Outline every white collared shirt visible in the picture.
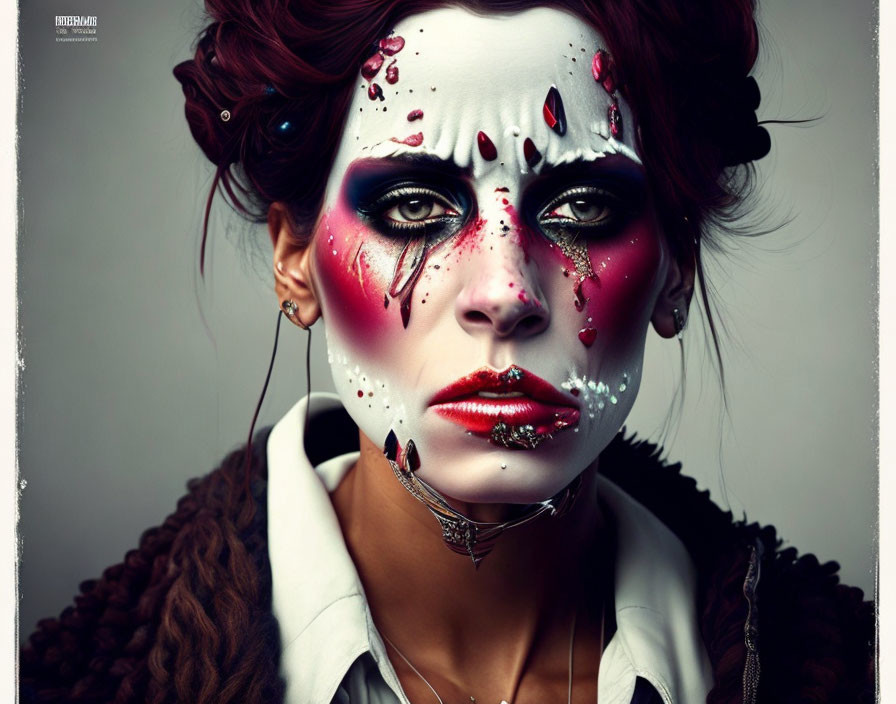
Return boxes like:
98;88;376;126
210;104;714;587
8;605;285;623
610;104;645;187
267;395;713;704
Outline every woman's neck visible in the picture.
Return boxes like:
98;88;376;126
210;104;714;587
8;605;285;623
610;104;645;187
330;430;608;699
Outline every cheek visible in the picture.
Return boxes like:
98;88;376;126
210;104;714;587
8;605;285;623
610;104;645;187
582;218;664;336
313;205;399;352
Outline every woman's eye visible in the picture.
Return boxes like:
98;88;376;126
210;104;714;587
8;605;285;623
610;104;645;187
358;184;466;239
537;186;632;237
385;196;454;223
545;198;611;224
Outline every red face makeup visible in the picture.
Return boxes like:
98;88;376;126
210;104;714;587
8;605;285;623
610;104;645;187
310;7;669;505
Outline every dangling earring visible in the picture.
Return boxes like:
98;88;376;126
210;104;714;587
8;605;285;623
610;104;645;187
242;304;313;489
672;307;686;339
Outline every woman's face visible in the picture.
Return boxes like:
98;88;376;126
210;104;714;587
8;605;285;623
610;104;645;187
308;7;672;504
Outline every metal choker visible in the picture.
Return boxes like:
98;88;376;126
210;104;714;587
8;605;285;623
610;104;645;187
383;430;582;566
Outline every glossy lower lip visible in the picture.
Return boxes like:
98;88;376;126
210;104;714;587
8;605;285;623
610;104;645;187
429;366;580;436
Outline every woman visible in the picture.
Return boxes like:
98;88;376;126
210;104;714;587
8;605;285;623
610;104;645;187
20;1;874;703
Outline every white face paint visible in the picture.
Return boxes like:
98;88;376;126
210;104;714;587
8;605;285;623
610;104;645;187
311;7;670;504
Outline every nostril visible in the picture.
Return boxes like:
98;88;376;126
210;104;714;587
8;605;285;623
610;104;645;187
464;310;491;325
518;313;546;332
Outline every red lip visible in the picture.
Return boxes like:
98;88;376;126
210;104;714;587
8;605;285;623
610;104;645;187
429;366;580;437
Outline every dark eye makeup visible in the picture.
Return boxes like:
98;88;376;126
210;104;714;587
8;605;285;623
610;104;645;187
347;158;472;242
528;161;647;242
346;156;646;244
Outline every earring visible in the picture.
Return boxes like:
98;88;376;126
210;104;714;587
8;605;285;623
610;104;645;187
672;307;686;339
281;300;307;329
244;305;313;483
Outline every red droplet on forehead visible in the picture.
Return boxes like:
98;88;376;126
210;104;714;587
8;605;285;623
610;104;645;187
591;50;607;82
368;83;384;101
385;60;399;84
390;132;424;147
609;102;622;138
523;137;542;167
543;86;567;136
578;328;597;347
379;36;405;55
477;131;498;161
362;53;384;79
407;109;424;121
602;74;616;94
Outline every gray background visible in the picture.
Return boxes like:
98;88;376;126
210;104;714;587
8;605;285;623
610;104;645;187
17;1;877;638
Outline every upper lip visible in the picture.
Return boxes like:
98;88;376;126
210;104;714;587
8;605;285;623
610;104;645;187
429;366;578;408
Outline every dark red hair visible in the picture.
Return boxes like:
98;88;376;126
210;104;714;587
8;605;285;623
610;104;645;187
173;0;767;376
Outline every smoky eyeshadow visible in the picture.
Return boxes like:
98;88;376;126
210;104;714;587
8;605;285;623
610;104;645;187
345;158;474;239
523;159;648;239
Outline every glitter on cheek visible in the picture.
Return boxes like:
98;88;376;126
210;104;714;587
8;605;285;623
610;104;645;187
327;347;403;419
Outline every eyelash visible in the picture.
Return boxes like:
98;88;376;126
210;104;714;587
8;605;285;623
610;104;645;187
538;186;629;235
358;186;464;238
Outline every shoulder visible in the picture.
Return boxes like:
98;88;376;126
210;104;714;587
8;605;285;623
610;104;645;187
600;433;875;704
20;433;284;704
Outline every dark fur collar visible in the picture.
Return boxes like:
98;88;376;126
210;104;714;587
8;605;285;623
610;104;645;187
21;429;874;703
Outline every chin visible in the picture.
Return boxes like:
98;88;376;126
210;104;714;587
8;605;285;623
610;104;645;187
412;437;596;506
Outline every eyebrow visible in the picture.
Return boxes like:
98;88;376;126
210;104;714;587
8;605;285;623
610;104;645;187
350;153;472;179
536;154;644;180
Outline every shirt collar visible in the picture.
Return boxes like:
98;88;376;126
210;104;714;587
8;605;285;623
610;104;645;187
595;475;714;704
267;394;712;704
267;394;376;704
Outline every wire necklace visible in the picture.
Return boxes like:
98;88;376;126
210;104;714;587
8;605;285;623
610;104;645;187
381;600;606;704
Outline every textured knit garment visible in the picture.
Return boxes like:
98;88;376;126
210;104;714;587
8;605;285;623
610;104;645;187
20;399;875;703
267;395;713;704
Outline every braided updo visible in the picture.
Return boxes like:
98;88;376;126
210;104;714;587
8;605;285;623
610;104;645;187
174;0;770;365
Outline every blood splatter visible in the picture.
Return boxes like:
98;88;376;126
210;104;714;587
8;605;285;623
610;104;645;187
523;137;542;167
574;280;588;311
362;53;384;79
385;60;399;84
368;83;384;101
609;102;622;138
592;49;617;94
379;36;406;55
477;131;498;161
543;86;567;136
388;238;427;328
591;49;607;83
390;132;424;147
495;187;510;192
357;390;365;398
602;74;617;94
407;109;424;121
578;328;597;347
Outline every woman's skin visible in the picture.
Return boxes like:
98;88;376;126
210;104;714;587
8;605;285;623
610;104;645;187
270;8;693;702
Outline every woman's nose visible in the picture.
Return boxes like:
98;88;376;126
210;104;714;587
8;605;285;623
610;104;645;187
454;231;550;338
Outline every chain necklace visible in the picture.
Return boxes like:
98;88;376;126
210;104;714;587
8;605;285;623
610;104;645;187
381;603;606;704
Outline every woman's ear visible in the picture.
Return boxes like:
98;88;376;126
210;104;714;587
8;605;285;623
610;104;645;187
268;202;321;328
651;251;696;339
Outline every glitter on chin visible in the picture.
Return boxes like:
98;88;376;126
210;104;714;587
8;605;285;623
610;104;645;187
561;370;631;420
